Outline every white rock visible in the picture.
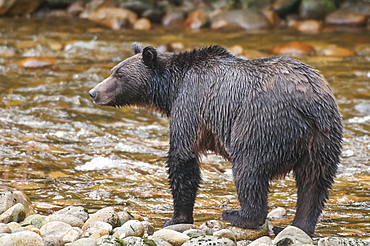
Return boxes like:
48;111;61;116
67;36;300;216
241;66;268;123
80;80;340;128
63;227;83;243
267;207;286;219
152;228;190;246
40;221;72;238
0;230;44;246
113;220;144;239
273;226;312;245
248;236;274;246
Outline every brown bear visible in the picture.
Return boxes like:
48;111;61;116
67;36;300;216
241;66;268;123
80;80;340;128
89;43;342;236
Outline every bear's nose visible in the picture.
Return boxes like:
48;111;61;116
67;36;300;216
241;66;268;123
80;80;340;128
89;89;97;101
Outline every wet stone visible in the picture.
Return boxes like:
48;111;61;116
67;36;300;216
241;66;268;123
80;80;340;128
0;203;26;223
325;9;367;26
70;237;97;246
112;220;144;239
248;236;274;246
43;235;64;246
271;41;315;55
21;214;46;228
141;220;155;236
318;237;370;246
96;235;121;246
182;235;236;246
183;228;207;238
17;57;56;68
82;207;120;231
117;211;133;225
133;18;151;30
40;221;72;238
84;221;112;236
0;230;44;246
228;220;270;241
213;229;235;238
63;227;83;243
267;207;286;220
199;220;226;234
122;236;145;245
0;191;35;217
164;223;197;233
272;226;312;245
152;228;190;246
0;223;11;234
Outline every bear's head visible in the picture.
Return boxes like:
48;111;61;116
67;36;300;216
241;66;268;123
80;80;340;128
89;43;160;108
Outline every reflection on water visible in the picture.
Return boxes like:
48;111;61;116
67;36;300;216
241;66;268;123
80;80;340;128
0;18;370;238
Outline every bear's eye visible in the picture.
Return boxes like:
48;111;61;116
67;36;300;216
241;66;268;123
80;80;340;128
115;71;125;79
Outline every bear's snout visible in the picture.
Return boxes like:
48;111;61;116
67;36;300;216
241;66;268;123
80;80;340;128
89;89;97;101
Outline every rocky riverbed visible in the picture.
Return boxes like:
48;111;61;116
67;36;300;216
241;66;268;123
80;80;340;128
0;190;369;246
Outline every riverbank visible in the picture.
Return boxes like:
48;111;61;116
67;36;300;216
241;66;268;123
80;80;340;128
0;0;369;33
0;190;369;246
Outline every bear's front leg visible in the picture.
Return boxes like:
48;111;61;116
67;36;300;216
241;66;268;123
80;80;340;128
164;155;201;226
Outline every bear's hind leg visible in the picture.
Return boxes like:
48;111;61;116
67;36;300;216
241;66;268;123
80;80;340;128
222;161;270;229
292;152;338;236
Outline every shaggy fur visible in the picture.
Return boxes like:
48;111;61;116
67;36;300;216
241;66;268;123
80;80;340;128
89;44;342;236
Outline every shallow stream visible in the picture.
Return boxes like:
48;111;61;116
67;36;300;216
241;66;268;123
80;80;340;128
0;18;369;238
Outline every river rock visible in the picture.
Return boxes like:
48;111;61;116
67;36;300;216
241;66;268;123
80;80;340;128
17;57;56;68
183;228;206;238
213;228;236;238
325;9;367;26
63;227;83;243
122;236;145;245
273;226;312;245
271;41;315;55
70;237;97;246
21;214;46;228
117;211;133;225
67;1;84;17
7;222;21;232
152;228;190;246
0;230;44;246
0;203;26;223
162;9;185;28
228;220;270;241
133;18;151;30
0;223;11;234
164;223;197;233
318;237;370;246
293;19;321;32
0;190;35;216
82;207;120;231
40;221;72;238
267;207;286;220
183;10;208;30
211;9;270;30
199;220;226;234
141;220;155;236
112;220;144;238
43;235;64;246
152;238;173;246
182;235;236;246
86;7;138;30
248;236;274;246
96;235;121;246
0;0;42;16
84;221;112;237
322;46;354;57
299;0;336;19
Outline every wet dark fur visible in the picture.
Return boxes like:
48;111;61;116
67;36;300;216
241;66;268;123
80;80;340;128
89;44;342;236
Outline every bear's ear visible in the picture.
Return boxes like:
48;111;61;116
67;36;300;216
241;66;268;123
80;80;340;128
132;42;142;54
142;46;157;68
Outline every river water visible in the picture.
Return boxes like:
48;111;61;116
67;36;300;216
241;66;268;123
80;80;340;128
0;18;369;239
